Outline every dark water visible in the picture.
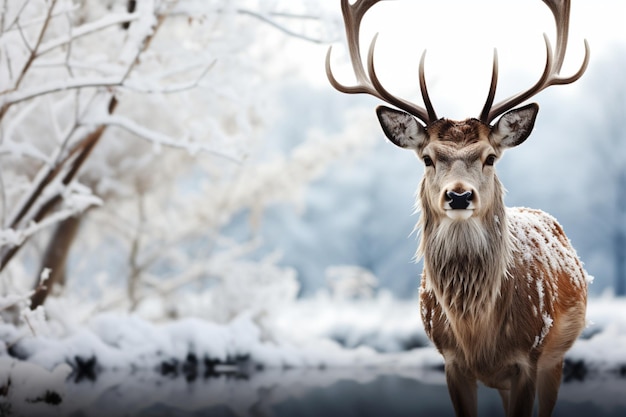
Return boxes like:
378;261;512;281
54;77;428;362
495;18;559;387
47;369;626;417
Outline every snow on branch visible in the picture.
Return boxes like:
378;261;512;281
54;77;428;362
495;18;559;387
0;290;35;311
83;114;241;162
122;60;216;95
0;186;101;249
235;8;330;45
1;76;122;107
167;2;336;44
37;12;141;56
7;0;60;92
1;0;75;34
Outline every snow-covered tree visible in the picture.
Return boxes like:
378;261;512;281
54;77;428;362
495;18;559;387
0;0;344;325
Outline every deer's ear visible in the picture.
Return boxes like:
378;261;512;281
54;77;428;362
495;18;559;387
489;103;539;149
376;106;427;150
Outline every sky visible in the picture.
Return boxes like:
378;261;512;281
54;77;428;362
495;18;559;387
285;0;625;119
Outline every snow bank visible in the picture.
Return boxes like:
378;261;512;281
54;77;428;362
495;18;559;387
1;306;441;374
568;296;626;374
0;295;625;416
2;295;625;375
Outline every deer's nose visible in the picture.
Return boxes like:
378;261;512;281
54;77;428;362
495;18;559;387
446;190;473;210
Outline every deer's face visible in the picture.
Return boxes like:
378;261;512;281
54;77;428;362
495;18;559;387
376;104;539;221
420;121;497;221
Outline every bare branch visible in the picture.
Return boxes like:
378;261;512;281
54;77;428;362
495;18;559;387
2;0;33;34
13;0;59;88
15;18;34;52
3;46;14;84
0;0;59;121
84;114;242;163
3;0;75;34
63;11;74;78
123;60;216;94
0;168;5;227
236;8;328;44
0;0;7;33
2;76;123;106
128;191;146;312
36;12;141;57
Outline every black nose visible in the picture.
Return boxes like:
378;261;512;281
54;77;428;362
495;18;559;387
446;191;473;210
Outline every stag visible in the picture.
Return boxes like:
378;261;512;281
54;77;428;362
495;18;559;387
326;1;590;416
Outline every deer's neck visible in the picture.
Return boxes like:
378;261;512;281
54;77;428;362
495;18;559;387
418;187;512;318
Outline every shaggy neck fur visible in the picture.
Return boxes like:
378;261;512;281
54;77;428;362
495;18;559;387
418;176;512;319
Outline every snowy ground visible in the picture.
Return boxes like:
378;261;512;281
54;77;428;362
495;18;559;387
0;294;625;416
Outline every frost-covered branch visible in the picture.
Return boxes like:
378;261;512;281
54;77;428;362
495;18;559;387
37;12;141;56
0;181;101;250
0;0;164;274
123;60;216;94
84;114;241;162
235;9;330;44
0;129;105;267
167;5;336;45
1;77;123;107
6;0;59;95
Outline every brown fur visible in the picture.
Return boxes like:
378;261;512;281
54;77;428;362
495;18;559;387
413;118;588;417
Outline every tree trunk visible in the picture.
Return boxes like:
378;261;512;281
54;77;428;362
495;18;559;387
30;215;83;309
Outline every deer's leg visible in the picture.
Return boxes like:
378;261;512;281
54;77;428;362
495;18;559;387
445;361;478;417
507;364;537;417
498;389;510;415
537;359;563;417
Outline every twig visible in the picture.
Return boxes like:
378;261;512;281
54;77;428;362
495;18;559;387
2;76;124;106
236;8;328;44
0;0;59;121
63;12;74;78
0;168;5;227
83;114;242;163
0;0;7;33
2;0;32;33
127;192;145;312
0;0;174;272
15;18;34;52
3;46;14;84
14;0;59;86
36;12;141;57
167;7;333;44
123;60;217;94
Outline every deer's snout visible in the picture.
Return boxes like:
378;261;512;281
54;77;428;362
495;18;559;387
446;190;473;210
441;185;477;220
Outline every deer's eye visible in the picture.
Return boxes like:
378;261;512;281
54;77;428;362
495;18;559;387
484;154;497;166
423;155;434;167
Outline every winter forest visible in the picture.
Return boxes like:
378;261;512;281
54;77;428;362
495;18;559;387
0;0;625;416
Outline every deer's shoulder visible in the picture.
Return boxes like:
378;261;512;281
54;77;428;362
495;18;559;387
506;207;587;288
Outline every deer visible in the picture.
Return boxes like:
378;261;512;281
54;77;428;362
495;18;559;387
326;1;590;416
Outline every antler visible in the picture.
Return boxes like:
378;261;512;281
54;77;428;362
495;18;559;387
480;0;590;124
326;0;437;125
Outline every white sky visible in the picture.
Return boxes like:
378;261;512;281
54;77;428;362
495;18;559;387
283;0;625;120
